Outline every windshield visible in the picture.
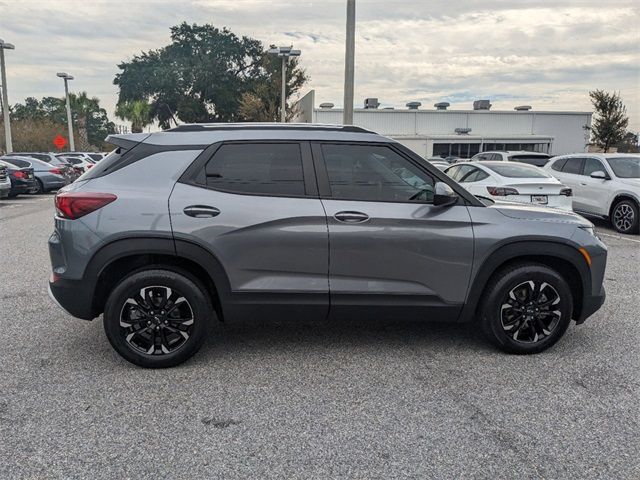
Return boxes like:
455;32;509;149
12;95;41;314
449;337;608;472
606;157;640;178
485;163;551;178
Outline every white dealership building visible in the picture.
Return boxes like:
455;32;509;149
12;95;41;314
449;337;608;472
293;90;592;159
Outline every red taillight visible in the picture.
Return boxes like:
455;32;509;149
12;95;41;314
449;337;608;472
14;171;27;179
49;168;63;175
486;186;519;196
87;164;93;169
54;192;117;219
560;187;573;197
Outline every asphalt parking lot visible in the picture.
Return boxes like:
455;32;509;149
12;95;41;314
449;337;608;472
1;194;639;479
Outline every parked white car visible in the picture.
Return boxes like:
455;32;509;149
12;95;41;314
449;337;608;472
544;153;640;234
446;161;573;211
471;151;552;167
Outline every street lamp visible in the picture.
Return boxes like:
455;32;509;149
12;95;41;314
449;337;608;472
267;46;301;123
0;38;15;153
57;72;75;151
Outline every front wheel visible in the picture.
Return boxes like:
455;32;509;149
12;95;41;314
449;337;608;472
480;263;573;354
104;269;213;368
611;199;639;234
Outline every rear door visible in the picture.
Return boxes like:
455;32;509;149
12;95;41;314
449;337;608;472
576;157;611;215
312;142;474;322
169;141;329;321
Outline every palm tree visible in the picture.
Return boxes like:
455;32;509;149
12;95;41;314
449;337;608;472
69;92;101;151
115;100;152;133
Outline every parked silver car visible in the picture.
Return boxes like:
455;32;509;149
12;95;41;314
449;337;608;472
2;156;72;193
544;153;640;234
48;124;607;367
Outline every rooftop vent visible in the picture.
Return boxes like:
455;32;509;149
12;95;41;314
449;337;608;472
473;99;492;111
319;102;334;109
434;102;450;111
406;101;422;110
514;105;532;111
455;127;472;135
364;98;379;109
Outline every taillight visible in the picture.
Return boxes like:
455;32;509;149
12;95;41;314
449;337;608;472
49;168;63;175
55;192;117;219
14;171;27;179
560;187;573;196
486;186;519;196
87;164;93;169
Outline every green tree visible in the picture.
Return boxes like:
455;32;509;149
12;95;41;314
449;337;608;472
238;50;308;122
614;131;639;153
114;23;307;128
588;90;629;152
115;100;153;133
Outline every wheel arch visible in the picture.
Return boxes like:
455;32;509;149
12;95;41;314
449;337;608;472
459;241;590;323
86;237;232;320
608;193;639;218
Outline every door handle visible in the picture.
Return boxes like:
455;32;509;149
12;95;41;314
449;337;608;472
334;211;370;223
183;205;220;218
580;183;587;186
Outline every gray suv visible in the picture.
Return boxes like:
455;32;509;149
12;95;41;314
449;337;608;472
48;124;607;368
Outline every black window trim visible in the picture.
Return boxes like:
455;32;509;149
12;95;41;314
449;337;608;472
178;139;319;199
310;140;483;207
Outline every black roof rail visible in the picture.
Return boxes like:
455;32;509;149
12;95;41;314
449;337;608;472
164;123;375;134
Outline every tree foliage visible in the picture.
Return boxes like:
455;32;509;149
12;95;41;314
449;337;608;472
588;90;629;152
114;23;308;128
115;100;153;133
8;93;115;151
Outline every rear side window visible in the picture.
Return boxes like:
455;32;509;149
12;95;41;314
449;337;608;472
204;143;305;196
76;148;125;181
561;158;584;174
3;158;30;168
551;158;567;171
461;168;490;182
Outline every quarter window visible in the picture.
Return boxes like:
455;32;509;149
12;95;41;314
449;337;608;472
204;143;305;196
321;144;435;203
561;158;584;174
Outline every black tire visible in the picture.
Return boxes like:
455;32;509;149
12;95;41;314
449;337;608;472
479;263;573;354
33;179;44;194
104;269;213;368
611;199;639;234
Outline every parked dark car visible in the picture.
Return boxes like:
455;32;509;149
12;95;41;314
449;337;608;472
1;156;71;193
0;159;37;197
12;152;79;182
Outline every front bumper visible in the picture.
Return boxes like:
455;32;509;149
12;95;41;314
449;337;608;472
576;284;606;324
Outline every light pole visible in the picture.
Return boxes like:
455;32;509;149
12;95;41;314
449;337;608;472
343;0;356;125
0;38;15;153
56;72;75;151
267;46;301;123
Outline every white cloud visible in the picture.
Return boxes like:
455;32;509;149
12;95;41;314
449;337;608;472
1;0;638;130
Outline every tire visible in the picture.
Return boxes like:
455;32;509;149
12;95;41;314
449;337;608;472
479;263;573;354
103;269;213;368
611;199;639;234
33;179;44;194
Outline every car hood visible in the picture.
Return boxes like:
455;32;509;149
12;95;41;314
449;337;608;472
490;201;591;226
617;177;640;189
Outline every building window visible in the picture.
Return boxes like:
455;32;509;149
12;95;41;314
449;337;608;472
432;143;480;159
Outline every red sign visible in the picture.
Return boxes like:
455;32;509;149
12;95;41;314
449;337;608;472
53;135;67;150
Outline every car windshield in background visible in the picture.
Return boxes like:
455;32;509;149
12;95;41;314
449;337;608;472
485;163;551;178
508;154;551;167
606;156;640;178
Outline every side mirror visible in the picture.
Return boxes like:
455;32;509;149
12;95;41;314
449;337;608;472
433;182;459;207
590;170;608;180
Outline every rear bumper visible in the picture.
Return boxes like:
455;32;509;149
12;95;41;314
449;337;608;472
48;276;96;320
576;284;606;324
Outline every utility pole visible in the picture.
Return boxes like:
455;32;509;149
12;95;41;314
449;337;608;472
0;39;15;153
267;46;301;123
57;72;75;151
343;0;356;125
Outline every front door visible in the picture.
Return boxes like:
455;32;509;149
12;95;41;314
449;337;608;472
312;142;475;322
169;141;329;321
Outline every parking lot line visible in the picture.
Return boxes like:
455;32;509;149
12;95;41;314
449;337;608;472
596;231;640;245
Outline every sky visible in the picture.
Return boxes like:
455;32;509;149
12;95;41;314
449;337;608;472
1;0;639;130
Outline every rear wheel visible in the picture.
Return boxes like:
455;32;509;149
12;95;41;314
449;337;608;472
104;269;212;368
33;179;44;194
480;263;573;354
611;199;639;234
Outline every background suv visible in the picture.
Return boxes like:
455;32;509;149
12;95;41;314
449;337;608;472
472;151;552;167
545;153;640;234
48;124;607;367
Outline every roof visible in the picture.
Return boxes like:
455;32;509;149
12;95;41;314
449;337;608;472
482;150;551;156
107;123;385;147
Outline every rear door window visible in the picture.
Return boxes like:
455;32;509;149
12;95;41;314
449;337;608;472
561;158;584;174
203;143;306;196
